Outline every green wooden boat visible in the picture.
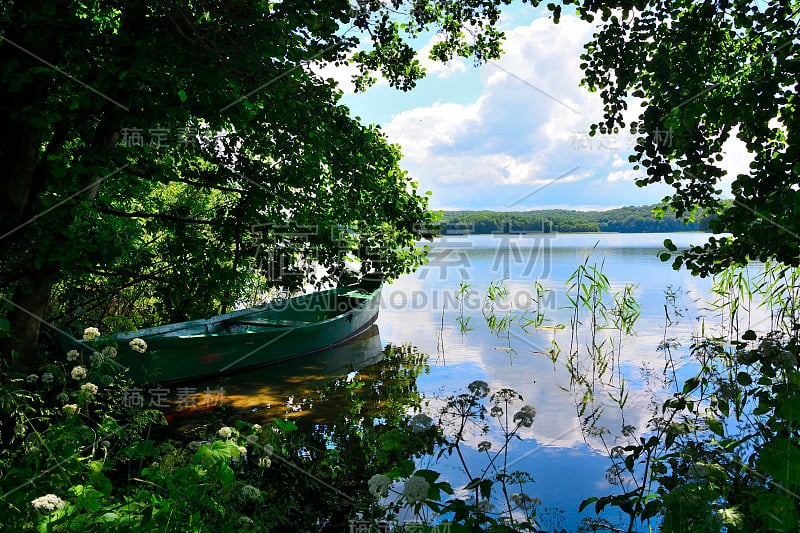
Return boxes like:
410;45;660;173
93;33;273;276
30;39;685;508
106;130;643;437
110;282;382;385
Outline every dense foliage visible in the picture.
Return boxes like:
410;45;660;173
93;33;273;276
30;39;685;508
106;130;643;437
0;0;525;372
0;340;441;532
441;204;713;234
559;0;800;275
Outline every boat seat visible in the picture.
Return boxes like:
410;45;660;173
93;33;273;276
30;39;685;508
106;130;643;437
224;318;314;328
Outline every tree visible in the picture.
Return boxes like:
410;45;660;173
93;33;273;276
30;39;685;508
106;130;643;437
0;0;520;372
558;0;800;275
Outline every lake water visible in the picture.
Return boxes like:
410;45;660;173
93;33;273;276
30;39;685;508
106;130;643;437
196;232;732;531
378;232;720;530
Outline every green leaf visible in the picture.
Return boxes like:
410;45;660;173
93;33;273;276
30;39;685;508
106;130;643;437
706;416;724;437
757;438;800;485
413;469;441;484
273;418;298;432
177;89;187;102
682;375;701;395
641;499;663;520
217;462;235;486
736;372;752;386
579;496;598;512
463;477;482;490
479;479;493;500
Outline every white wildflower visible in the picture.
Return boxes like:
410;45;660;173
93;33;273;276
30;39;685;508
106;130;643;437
217;426;232;438
251;424;261;431
476;499;494;512
57;392;69;403
66;349;80;361
261;443;274;455
80;382;98;395
26;374;38;383
511;492;539;510
42;373;54;384
101;346;117;358
31;494;66;513
513;405;536;428
83;327;101;341
368;474;392;497
403;476;430;503
128;338;148;353
240;484;260;501
89;352;105;366
246;434;259;444
238;446;247;457
410;413;434;434
70;366;87;380
468;380;490;398
62;404;78;415
258;457;271;468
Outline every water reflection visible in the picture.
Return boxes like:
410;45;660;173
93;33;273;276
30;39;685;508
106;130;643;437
168;325;384;426
168;234;733;531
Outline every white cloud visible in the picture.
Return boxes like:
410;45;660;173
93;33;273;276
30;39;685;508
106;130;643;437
611;154;627;168
607;169;639;182
718;127;753;195
381;15;655;209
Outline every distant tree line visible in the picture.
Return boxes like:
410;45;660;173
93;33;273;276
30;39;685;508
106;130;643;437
440;204;715;234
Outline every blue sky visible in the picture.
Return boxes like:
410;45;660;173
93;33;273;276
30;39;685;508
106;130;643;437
323;4;751;211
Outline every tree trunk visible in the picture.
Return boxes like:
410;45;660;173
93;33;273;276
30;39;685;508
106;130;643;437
0;1;67;371
2;271;56;373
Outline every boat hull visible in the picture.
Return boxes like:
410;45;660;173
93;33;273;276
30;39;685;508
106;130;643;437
113;284;382;385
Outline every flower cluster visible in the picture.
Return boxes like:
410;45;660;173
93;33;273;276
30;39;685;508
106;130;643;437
240;484;260;501
31;494;66;513
409;413;434;434
102;346;117;358
129;338;148;353
83;327;101;341
63;404;78;415
80;382;99;395
513;405;536;428
468;380;490;398
217;426;233;438
368;474;392;497
66;349;80;362
402;476;430;503
71;366;87;380
88;345;119;366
